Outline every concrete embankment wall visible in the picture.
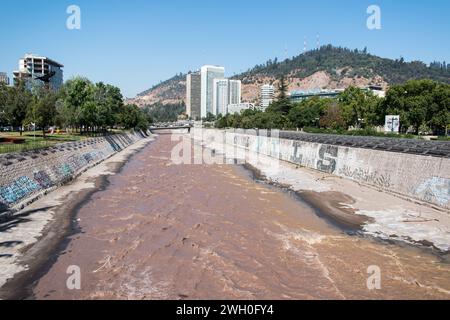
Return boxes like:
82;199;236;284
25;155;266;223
0;131;150;213
212;129;450;210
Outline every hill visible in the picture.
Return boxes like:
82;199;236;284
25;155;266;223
128;45;450;107
126;73;186;107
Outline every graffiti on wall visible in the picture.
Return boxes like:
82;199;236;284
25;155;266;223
316;145;338;173
33;170;53;188
415;177;450;206
0;151;107;206
67;154;88;172
0;176;40;204
290;141;303;164
270;138;280;158
339;166;392;189
84;153;94;163
0;133;142;208
55;163;74;179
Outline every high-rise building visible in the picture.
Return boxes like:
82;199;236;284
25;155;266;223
186;72;201;120
0;72;9;85
227;103;254;115
13;54;64;91
201;65;225;118
212;79;242;116
228;80;242;105
261;84;275;109
213;79;229;116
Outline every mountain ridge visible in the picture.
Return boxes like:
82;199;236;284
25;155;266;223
127;45;450;107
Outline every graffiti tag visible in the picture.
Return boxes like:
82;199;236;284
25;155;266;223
316;145;338;173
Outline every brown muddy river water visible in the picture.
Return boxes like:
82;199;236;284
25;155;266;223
32;134;450;299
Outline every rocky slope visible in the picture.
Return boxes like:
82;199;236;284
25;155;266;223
128;45;450;107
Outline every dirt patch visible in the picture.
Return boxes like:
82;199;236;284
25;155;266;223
297;191;373;230
0;137;26;144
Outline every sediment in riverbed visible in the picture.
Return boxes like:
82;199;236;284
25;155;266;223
242;162;372;230
296;191;373;230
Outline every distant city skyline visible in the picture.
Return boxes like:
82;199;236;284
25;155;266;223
0;0;449;97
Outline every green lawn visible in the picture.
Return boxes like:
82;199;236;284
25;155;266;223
0;129;133;154
0;131;85;154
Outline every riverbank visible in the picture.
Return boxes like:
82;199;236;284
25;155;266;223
0;135;154;299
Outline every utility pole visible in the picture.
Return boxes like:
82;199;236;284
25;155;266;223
284;43;288;60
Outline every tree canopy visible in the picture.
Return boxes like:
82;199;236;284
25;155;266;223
216;76;450;136
0;77;151;136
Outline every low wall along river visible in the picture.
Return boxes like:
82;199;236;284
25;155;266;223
219;129;450;210
0;131;150;214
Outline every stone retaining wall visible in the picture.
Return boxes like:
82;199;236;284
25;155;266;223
0;131;149;213
203;129;450;210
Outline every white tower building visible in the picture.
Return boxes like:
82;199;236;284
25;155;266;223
213;79;229;116
200;65;225;118
260;84;275;109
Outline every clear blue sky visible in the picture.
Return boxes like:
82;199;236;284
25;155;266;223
1;0;449;97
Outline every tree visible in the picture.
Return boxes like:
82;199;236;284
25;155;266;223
92;82;123;130
248;112;288;129
143;102;185;123
141;107;154;125
79;101;98;131
382;79;449;134
25;88;59;137
338;87;380;128
320;103;346;130
267;75;292;115
215;114;229;128
120;104;149;130
288;97;328;128
60;77;94;132
277;75;289;101
0;83;9;127
5;81;33;135
203;112;216;122
428;83;450;133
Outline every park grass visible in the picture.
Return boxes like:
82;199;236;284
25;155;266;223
0;129;132;154
0;131;85;154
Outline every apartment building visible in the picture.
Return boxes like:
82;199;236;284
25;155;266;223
13;54;64;91
186;72;202;120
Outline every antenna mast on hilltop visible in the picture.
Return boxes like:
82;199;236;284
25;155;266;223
303;36;307;54
316;33;320;49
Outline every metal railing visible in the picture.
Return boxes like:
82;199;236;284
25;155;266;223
0;140;54;154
